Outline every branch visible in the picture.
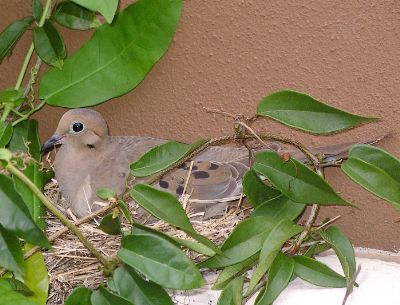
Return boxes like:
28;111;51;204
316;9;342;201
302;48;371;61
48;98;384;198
5;163;113;270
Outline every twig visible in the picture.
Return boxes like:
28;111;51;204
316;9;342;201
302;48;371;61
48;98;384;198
314;215;342;231
5;163;113;270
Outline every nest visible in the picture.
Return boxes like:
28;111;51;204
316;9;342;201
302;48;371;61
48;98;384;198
43;180;251;305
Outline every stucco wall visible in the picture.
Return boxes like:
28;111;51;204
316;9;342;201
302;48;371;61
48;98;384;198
1;0;399;250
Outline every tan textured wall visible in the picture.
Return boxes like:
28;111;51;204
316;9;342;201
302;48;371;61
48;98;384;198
1;1;399;250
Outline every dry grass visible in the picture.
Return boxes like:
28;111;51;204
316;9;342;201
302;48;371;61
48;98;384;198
43;180;251;305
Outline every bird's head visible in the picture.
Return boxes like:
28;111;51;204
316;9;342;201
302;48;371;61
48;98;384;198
41;109;109;154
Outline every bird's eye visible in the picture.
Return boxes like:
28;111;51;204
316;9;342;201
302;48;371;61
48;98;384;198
71;122;85;133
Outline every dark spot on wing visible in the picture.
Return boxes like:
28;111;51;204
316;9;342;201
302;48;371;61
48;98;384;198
193;171;210;179
192;165;198;170
178;163;189;170
209;163;219;170
159;180;169;189
176;185;184;195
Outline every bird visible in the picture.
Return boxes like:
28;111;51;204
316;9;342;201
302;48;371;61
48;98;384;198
42;108;381;219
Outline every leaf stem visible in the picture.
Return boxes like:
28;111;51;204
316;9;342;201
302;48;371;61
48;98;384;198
14;0;52;90
5;163;113;269
12;101;46;126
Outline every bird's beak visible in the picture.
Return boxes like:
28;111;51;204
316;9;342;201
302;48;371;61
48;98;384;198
41;134;64;154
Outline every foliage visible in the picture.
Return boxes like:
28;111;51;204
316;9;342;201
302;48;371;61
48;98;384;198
0;0;398;305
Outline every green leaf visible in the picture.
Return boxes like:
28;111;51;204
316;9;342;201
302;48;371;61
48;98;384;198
242;170;281;207
246;220;302;295
171;237;215;257
118;230;204;290
33;0;43;22
39;0;183;107
212;254;258;290
0;279;40;305
131;140;206;177
0;87;24;106
98;214;121;235
9;119;41;161
96;188;116;200
0;224;23;275
0;17;34;63
65;287;92;305
91;286;134;305
71;0;118;23
293;255;347;288
342;144;400;209
20;244;49;305
53;1;101;30
33;21;66;69
216;276;244;305
13;164;46;230
117;200;132;224
252;195;305;220
199;216;276;269
320;226;356;281
113;266;174;305
0;174;50;248
0;122;12;148
253;151;349;205
130;184;221;255
3;278;34;297
257;90;375;134
0;148;12;161
256;253;294;305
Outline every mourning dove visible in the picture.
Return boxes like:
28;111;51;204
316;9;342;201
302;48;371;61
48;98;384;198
42;109;380;219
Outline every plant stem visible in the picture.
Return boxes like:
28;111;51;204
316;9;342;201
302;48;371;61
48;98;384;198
6;163;112;269
12;101;45;126
14;0;52;90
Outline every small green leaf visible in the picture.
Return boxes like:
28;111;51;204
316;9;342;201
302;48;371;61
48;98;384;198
118;229;204;290
71;0;118;23
0;17;34;63
98;214;121;235
216;276;244;305
3;278;34;297
32;0;43;22
257;90;376;134
65;287;92;305
243;170;281;207
0;174;50;248
171;237;215;256
199;216;276;269
131;140;206;177
246;220;301;295
33;21;66;69
113;266;174;305
13;164;46;230
9;120;41;161
293;255;347;288
252;195;305;220
39;0;183;107
53;1;101;30
130;184;221;255
0;279;40;305
96;188;116;200
0;87;24;106
253;151;349;205
0;122;12;148
256;253;294;305
0;148;12;161
212;254;258;290
0;224;24;275
342;144;400;210
92;286;134;305
117;200;132;224
20;244;49;305
320;226;356;281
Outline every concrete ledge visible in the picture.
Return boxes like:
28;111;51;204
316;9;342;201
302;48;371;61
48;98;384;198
173;248;400;305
